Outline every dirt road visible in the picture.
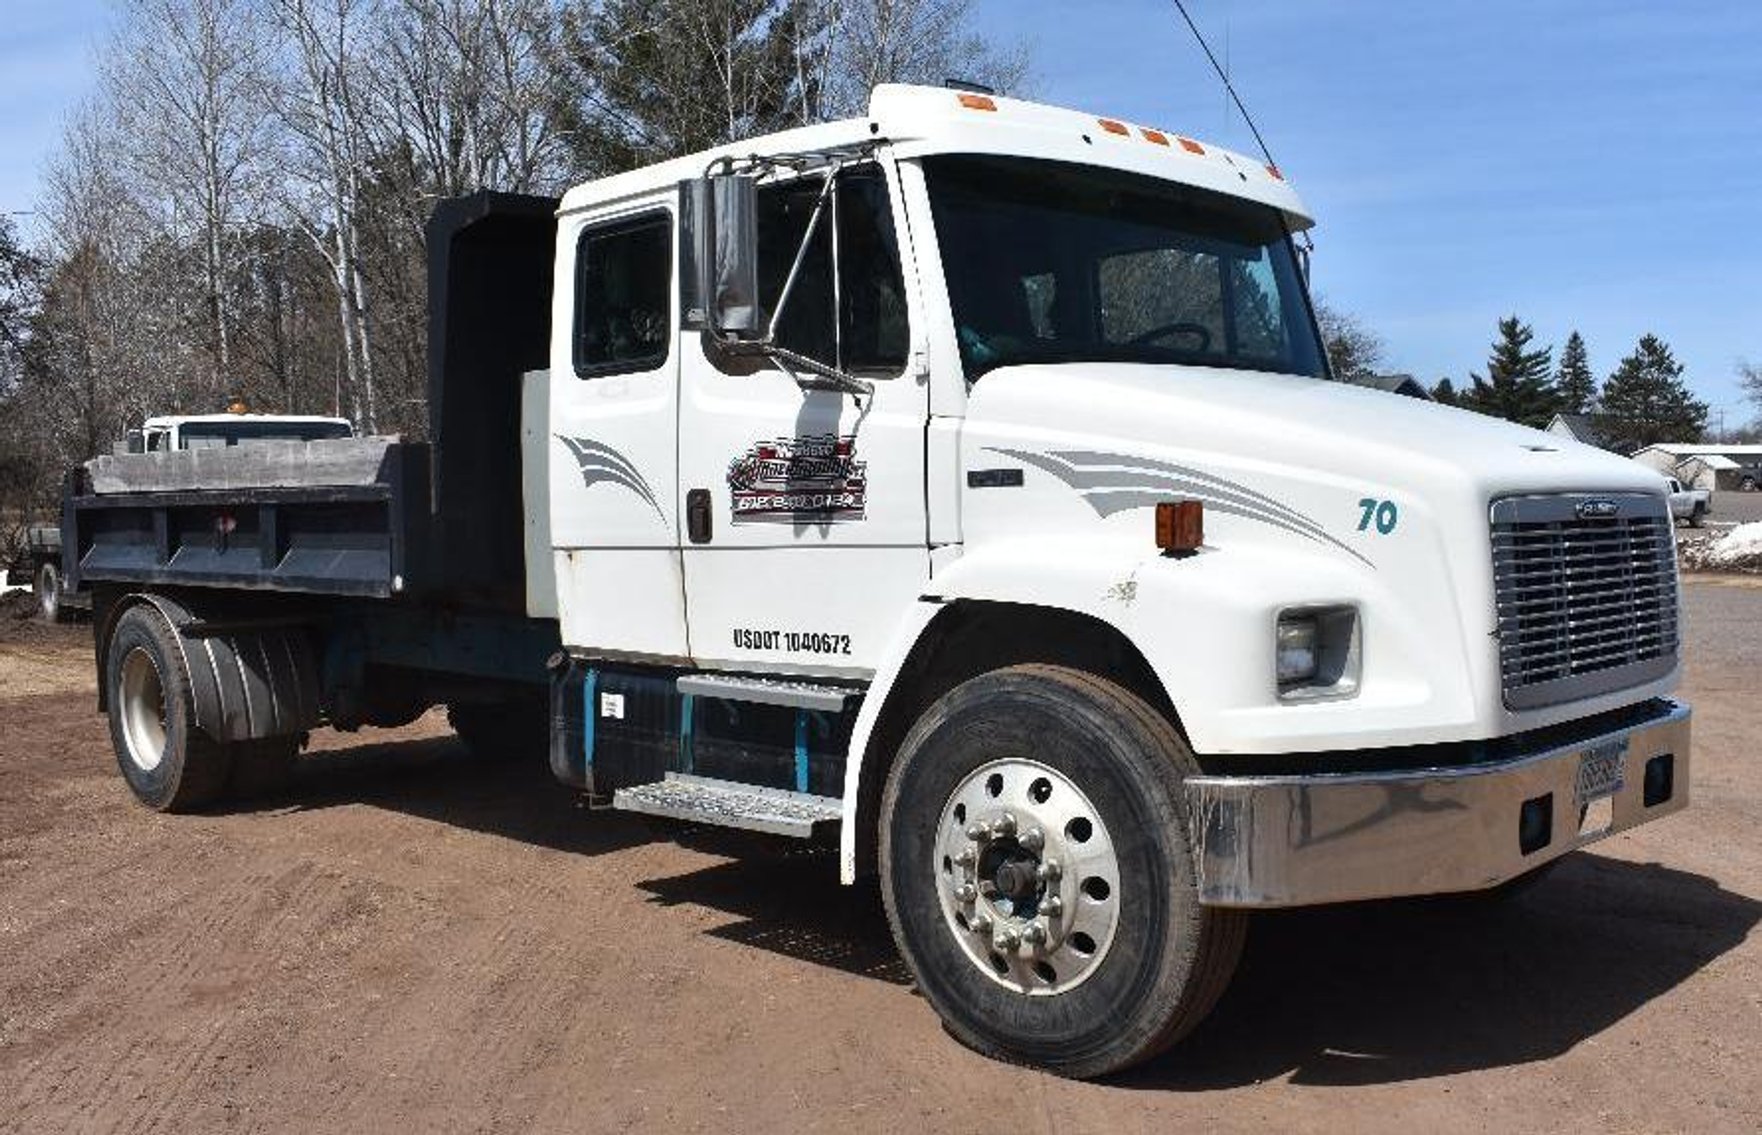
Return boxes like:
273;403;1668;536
1;584;1758;1134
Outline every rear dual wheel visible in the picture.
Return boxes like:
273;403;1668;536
105;604;299;811
881;664;1244;1079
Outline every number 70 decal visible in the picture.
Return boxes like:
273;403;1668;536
1357;497;1399;534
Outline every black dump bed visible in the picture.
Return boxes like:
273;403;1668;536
64;190;559;608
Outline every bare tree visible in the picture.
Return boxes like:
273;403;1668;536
107;0;274;402
268;0;381;431
375;0;568;198
812;0;1031;118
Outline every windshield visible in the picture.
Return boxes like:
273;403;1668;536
924;155;1327;381
178;420;354;448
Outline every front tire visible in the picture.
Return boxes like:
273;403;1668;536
36;561;65;623
105;604;232;811
880;664;1244;1079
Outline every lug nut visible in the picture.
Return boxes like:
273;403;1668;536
994;812;1018;838
956;883;977;903
1021;924;1047;946
993;927;1021;951
1020;828;1045;854
954;847;977;867
1041;896;1063;917
970;913;993;935
1037;858;1063;883
966;823;988;842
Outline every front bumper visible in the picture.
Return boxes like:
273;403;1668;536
1186;700;1691;907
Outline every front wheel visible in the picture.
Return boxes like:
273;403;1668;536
880;664;1245;1079
36;561;66;623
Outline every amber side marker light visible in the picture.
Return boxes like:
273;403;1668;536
1156;500;1204;555
957;92;997;111
1097;118;1130;135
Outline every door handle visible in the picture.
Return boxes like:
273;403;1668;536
686;488;713;544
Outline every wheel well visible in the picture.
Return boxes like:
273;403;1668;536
850;600;1182;878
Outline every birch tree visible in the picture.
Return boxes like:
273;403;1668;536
107;0;274;402
269;0;381;432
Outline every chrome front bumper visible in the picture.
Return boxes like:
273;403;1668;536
1186;701;1692;908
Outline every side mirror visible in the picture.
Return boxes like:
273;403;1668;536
1296;243;1311;287
125;428;145;454
681;174;760;337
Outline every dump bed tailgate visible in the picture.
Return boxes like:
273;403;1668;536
65;440;430;598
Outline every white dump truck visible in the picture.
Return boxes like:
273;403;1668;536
65;85;1690;1078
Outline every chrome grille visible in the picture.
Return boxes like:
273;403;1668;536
1490;493;1679;710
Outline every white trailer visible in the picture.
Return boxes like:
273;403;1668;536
68;85;1691;1078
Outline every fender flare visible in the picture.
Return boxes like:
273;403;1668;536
101;592;321;742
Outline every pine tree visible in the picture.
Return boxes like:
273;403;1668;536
1430;377;1458;406
1554;330;1597;414
1457;315;1558;428
1599;334;1708;449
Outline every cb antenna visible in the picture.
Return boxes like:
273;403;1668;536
1169;0;1277;173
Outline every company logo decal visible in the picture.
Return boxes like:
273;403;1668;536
727;434;867;522
557;436;665;520
1575;498;1619;519
986;447;1374;569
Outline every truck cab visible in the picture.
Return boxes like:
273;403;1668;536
137;413;354;452
69;84;1690;1079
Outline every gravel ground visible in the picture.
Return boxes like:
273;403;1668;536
0;585;1757;1134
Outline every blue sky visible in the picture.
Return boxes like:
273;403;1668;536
975;0;1762;427
4;1;1759;424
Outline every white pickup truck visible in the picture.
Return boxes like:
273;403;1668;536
64;85;1690;1079
1666;477;1711;526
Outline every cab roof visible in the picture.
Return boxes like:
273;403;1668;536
143;414;353;429
557;84;1314;232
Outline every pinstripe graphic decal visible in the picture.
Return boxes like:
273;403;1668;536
557;436;666;521
987;447;1374;569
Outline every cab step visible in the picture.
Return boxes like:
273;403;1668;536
612;773;842;838
676;672;859;712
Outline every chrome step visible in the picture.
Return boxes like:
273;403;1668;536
676;672;859;712
612;773;842;838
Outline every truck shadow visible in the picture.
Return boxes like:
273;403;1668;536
639;848;1758;1089
243;739;1757;1089
1122;854;1761;1090
230;732;662;859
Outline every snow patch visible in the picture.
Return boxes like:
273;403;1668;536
1680;522;1762;573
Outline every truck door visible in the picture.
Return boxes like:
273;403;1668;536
549;203;689;660
677;164;929;676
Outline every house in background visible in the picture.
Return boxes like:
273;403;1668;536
1546;412;1624;452
1630;443;1762;491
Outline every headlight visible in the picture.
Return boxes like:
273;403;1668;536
1275;617;1319;684
1276;606;1361;700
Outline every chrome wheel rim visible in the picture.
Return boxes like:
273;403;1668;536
935;758;1121;995
119;647;168;772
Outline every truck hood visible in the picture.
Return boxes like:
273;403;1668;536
963;363;1664;503
951;362;1679;748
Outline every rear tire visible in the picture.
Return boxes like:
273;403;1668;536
448;693;549;763
105;604;232;811
880;664;1244;1079
1689;504;1706;528
36;561;65;623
